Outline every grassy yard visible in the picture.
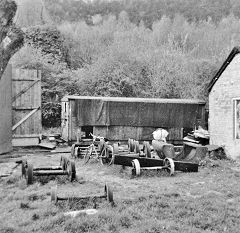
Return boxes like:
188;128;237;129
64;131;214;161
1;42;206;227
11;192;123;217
0;152;240;233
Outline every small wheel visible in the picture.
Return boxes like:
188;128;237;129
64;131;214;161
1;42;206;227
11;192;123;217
128;139;135;152
132;159;141;176
143;141;151;158
60;156;68;171
51;187;58;204
100;144;114;166
106;145;114;166
84;147;92;164
67;161;76;182
164;158;175;176
74;147;79;158
134;141;140;154
104;184;114;203
71;144;76;158
113;143;119;155
21;159;27;178
26;163;33;185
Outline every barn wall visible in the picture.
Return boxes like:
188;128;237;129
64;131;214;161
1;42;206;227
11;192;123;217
65;97;204;143
209;54;240;159
0;66;12;154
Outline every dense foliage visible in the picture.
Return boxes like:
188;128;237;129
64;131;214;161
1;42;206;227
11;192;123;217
44;0;240;26
11;0;240;126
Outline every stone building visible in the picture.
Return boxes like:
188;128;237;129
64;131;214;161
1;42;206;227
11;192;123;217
208;47;240;159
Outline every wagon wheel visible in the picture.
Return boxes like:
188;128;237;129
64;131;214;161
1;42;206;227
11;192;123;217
99;140;107;165
143;141;151;158
67;161;76;181
110;143;119;165
128;139;135;152
100;144;114;166
104;184;114;203
134;140;140;154
107;145;114;166
132;159;141;176
21;159;27;178
26;163;33;185
51;187;58;204
84;146;92;164
164;158;175;176
60;156;68;171
71;144;76;158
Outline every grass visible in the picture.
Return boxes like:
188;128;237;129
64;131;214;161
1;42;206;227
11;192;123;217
0;154;240;233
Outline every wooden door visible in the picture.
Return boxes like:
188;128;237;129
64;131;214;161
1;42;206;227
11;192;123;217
12;68;42;146
0;65;12;154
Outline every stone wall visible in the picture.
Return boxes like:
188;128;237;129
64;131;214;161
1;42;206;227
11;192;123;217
209;54;240;159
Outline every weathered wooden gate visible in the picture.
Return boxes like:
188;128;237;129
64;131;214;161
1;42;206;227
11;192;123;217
0;65;12;154
12;68;42;146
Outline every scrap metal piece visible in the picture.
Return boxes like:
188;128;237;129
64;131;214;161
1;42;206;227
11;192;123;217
27;163;33;185
134;141;140;154
143;141;151;158
128;139;135;152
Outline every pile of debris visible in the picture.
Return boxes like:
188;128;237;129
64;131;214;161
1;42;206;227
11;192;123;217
183;126;210;145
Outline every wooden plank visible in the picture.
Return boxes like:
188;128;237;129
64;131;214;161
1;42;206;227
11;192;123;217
114;155;165;167
12;134;40;138
12;79;39;102
12;137;39;147
174;161;198;172
12;108;39;131
13;107;38;110
0;65;12;154
12;79;38;81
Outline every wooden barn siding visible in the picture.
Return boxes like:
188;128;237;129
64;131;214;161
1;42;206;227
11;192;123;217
0;66;12;154
68;100;184;142
12;68;41;146
209;54;240;159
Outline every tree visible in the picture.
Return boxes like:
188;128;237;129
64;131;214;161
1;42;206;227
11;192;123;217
0;0;24;79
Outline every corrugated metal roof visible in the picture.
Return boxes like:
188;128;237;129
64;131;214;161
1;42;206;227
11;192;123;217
62;95;205;105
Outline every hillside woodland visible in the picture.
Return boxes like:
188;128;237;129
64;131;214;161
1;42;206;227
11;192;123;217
11;0;240;127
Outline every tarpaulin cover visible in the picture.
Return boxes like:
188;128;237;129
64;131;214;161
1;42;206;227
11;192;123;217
74;98;203;128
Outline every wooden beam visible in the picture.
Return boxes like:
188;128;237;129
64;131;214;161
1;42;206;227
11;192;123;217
13;106;39;110
12;79;39;102
12;108;39;131
12;79;39;81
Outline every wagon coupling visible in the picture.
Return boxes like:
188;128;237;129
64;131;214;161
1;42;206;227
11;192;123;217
51;184;114;205
131;157;175;176
22;156;76;185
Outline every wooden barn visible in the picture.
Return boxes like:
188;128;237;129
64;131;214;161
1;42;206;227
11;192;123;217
61;96;206;144
208;46;240;159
